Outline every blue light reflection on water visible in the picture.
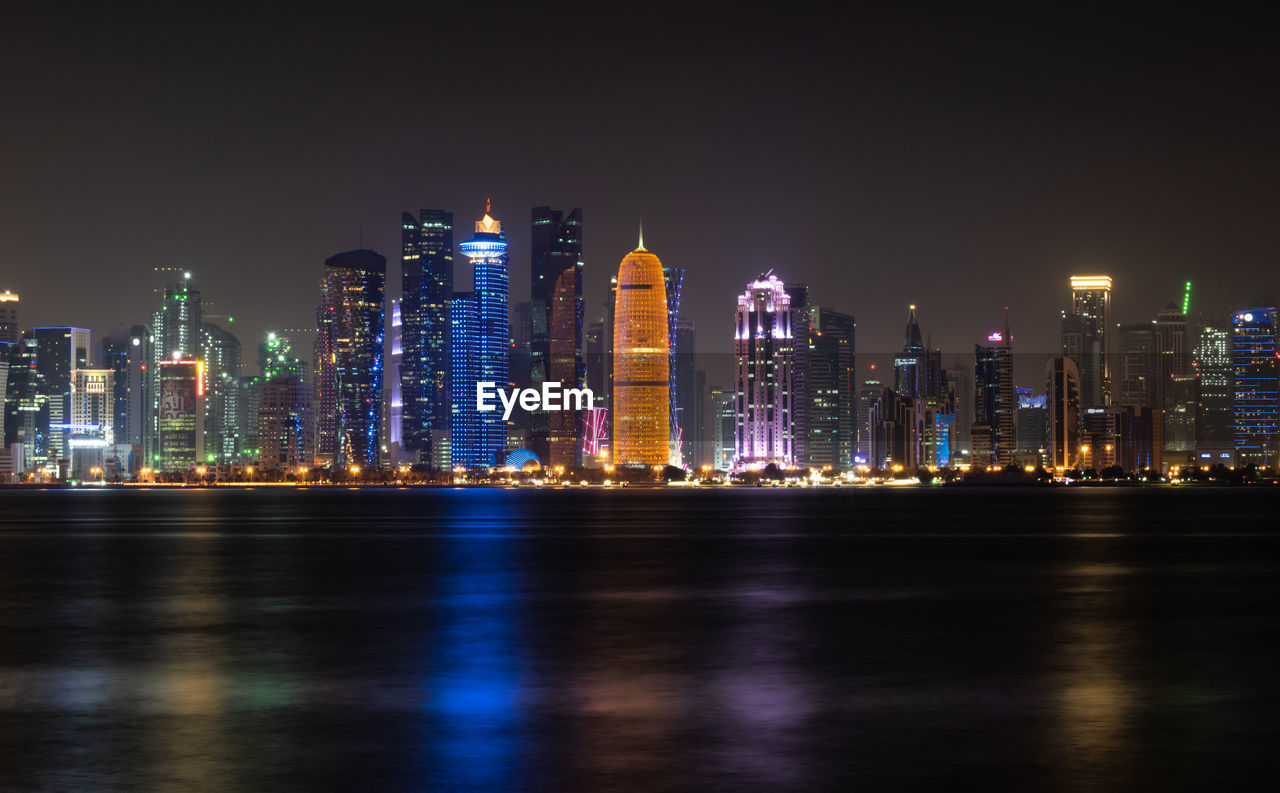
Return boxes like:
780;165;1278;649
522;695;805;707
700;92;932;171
418;491;527;791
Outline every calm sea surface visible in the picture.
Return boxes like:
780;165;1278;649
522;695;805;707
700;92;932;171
1;486;1278;792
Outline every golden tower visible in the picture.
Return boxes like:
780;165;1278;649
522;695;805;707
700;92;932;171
611;231;670;466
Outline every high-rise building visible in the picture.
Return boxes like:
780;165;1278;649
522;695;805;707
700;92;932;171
315;249;386;469
257;375;314;471
1154;305;1192;450
1116;322;1154;407
400;209;453;465
530;207;584;466
664;264;686;463
674;318;698;466
785;283;809;466
734;273;795;469
157;358;204;473
202;321;242;465
945;365;972;464
893;305;948;467
1065;275;1112;409
611;233;670;467
709;386;735;470
1046;356;1082;470
101;325;151;473
386;301;402;466
1231;307;1279;467
259;331;309;382
4;336;49;472
804;306;855;470
0;291;18;344
972;318;1015;467
856;372;883;466
69;368;112;479
1194;325;1232;446
1016;388;1048;461
33;326;91;471
450;203;509;469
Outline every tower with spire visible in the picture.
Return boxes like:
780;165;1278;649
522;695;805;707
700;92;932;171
451;199;509;468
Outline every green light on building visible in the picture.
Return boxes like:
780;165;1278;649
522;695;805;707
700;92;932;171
1182;281;1192;315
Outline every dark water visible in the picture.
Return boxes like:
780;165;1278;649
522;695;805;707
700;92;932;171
1;487;1278;792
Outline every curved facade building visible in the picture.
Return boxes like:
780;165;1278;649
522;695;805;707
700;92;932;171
611;238;669;466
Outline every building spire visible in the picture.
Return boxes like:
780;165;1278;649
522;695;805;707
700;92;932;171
486;196;491;214
637;218;645;251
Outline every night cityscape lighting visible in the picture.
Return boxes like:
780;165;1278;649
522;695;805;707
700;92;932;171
6;10;1280;793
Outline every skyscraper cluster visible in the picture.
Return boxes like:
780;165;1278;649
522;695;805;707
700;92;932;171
5;216;1280;482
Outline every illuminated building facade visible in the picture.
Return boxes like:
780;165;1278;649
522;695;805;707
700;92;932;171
69;367;112;478
315;249;386;469
664;264;686;463
674;318;698;465
734;273;795;469
3;336;50;472
1064;275;1112;409
1155;306;1192;450
1194;325;1232;446
451;203;509;468
1046;355;1081;469
102;325;151;456
856;374;883;466
611;236;670;466
530;207;584;467
1231;307;1279;466
0;291;18;344
157;359;204;472
387;301;402;465
972;319;1015;467
400;209;453;465
804;306;855;470
257;375;314;470
201;321;242;464
33;326;91;470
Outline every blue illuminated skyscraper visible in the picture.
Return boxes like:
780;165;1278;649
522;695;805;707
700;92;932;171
315;249;386;469
450;202;509;468
1231;307;1279;467
400;209;453;465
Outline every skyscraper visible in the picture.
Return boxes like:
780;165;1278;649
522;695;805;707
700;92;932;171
33;326;91;471
734;273;795;469
664;264;686;463
202;321;243;465
257;375;314;471
611;232;670;467
69;367;112;479
0;291;18;344
674;318;698;466
1155;305;1192;450
1065;275;1112;409
450;202;509;468
315;249;386;469
4;336;50;473
1046;356;1081;470
1194;325;1232;446
1116;322;1154;407
101;324;151;472
972;317;1015;467
804;306;855;470
400;209;453;465
1231;307;1279;467
157;358;204;473
530;207;584;466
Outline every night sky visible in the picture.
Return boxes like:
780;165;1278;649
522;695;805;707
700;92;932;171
4;7;1278;370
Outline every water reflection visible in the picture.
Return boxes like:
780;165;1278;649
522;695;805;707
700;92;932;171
420;493;528;790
